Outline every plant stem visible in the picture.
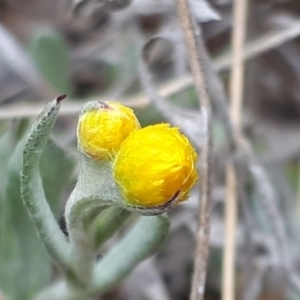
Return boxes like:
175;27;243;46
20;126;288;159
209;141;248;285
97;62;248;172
223;163;239;300
91;215;170;292
64;156;132;284
229;0;249;136
222;0;248;299
175;1;213;299
35;216;170;300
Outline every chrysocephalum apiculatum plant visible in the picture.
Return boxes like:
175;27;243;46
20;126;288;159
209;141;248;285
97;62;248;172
20;95;198;300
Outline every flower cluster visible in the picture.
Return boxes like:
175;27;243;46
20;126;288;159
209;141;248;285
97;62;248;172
77;101;198;211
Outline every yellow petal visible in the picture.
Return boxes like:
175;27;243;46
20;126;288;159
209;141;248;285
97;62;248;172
77;101;140;160
113;123;198;208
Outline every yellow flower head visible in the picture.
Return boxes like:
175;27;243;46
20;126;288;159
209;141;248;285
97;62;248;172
77;101;140;160
113;124;198;209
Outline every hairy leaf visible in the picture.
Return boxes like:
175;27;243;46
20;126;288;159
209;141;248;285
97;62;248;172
0;131;75;300
30;29;73;95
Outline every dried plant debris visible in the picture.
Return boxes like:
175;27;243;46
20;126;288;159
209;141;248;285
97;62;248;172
140;37;203;148
73;0;132;15
188;0;221;22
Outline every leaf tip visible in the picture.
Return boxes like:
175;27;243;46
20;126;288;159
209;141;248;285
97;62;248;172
56;94;67;103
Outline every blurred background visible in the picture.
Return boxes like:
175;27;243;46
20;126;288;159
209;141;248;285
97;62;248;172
1;0;300;299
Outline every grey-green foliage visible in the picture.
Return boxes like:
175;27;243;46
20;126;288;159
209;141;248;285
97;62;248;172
29;28;73;95
0;124;75;300
12;98;171;300
35;215;170;300
11;96;172;300
0;130;21;300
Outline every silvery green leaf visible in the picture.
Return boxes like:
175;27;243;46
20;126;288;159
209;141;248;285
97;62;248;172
0;127;75;300
21;97;81;288
30;29;73;96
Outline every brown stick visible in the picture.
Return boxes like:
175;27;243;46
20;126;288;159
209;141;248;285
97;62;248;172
222;0;248;299
1;20;300;120
175;1;213;300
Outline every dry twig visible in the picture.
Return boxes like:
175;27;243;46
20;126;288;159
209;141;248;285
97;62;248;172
0;24;56;99
1;20;300;119
170;3;300;300
222;1;248;300
243;258;269;300
138;50;202;148
175;1;213;300
249;162;300;294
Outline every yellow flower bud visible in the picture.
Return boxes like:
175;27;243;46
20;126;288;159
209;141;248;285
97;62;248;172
113;124;198;209
77;101;140;160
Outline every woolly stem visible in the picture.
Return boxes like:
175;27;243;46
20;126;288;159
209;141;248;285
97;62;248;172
34;215;170;300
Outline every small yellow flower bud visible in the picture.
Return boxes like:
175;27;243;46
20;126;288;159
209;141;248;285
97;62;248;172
77;101;140;160
113;124;198;209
